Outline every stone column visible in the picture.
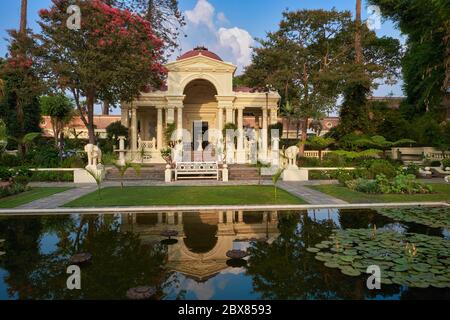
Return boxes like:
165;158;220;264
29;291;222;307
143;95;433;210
167;212;175;225
217;106;224;133
177;106;183;140
236;107;245;163
238;211;243;223
166;107;175;124
218;211;224;224
261;108;268;160
226;211;234;224
130;107;138;152
121;107;130;127
270;108;278;125
156;107;163;150
157;212;163;224
118;136;126;165
226;107;234;124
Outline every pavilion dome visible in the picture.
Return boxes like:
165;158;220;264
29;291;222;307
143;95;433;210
177;46;223;61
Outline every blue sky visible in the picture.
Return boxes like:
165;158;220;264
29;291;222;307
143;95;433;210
0;0;405;108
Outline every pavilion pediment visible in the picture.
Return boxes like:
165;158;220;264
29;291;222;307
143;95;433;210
166;55;236;73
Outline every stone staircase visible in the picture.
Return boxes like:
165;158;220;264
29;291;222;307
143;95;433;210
105;164;166;181
228;165;267;181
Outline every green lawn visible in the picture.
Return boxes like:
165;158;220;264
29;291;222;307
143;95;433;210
0;187;72;208
64;186;306;207
309;184;450;204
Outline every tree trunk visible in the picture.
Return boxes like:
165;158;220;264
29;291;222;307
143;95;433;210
355;0;363;64
299;118;309;156
20;0;27;34
86;93;97;145
102;101;110;115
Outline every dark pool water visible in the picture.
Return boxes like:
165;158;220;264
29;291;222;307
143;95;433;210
0;208;449;300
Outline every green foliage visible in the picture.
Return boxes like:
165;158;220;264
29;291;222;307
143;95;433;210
331;149;381;160
365;159;397;179
272;169;285;199
346;173;433;195
37;0;166;143
113;162;141;188
0;119;7;152
106;121;128;142
39;94;73;120
164;123;177;146
368;0;449;115
30;171;73;182
442;158;450;169
0;31;43;149
85;168;103;199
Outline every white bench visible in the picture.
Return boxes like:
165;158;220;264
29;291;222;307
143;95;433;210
175;162;219;180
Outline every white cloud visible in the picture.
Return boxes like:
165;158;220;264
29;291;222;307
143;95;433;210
217;12;229;25
179;0;255;73
185;0;215;31
218;27;255;71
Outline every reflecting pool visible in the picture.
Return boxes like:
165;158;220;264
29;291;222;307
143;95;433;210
0;208;449;300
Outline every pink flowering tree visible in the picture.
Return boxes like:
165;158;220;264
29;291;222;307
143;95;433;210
36;0;166;144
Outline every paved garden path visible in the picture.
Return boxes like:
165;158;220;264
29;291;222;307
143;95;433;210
17;185;97;210
277;181;348;205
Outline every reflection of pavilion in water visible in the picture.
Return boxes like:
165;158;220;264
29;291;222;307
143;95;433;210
121;211;279;281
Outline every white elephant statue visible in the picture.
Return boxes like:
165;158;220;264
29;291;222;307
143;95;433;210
84;144;103;168
284;146;300;168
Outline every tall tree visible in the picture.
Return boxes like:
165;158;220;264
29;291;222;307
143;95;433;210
20;0;28;34
337;1;402;137
0;32;42;155
243;9;395;154
40;94;74;154
368;0;449;117
99;0;184;115
36;0;166;144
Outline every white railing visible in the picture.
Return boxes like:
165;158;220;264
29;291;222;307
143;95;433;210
138;138;157;151
424;152;450;160
303;150;331;158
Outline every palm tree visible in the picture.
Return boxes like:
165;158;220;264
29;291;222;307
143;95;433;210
272;168;285;200
355;0;362;64
10;132;41;157
20;0;28;34
113;162;141;189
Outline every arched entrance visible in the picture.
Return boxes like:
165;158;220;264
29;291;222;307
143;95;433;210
182;79;219;157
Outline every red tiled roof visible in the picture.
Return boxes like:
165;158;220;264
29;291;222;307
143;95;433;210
177;47;222;61
41;115;121;132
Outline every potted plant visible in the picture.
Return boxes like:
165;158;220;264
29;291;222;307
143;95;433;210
161;148;172;164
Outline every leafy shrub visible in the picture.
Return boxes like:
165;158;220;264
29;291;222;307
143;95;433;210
11;167;33;186
442;158;450;169
344;173;432;195
30;171;73;182
366;160;397;179
0;183;29;199
402;163;419;176
309;170;333;180
321;153;349;167
345;178;380;194
298;157;321;167
61;154;86;168
0;167;13;181
331;168;368;184
430;160;442;167
0;153;21;167
376;173;432;194
24;145;60;167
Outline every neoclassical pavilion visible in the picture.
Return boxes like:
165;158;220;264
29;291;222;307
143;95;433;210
120;47;281;164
